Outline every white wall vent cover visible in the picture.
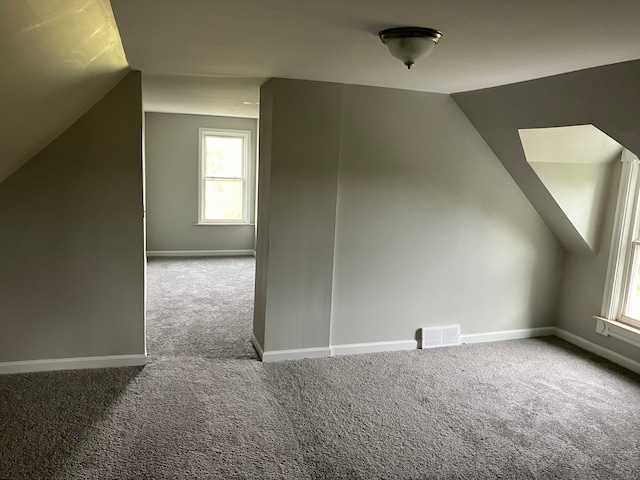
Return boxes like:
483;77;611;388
420;325;461;349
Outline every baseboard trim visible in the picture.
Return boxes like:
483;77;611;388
261;346;332;363
257;340;416;362
461;327;556;344
250;332;264;360
331;340;417;356
0;354;147;375
256;328;553;363
146;250;256;257
554;327;640;375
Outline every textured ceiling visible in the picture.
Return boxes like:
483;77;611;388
0;0;129;183
111;0;640;116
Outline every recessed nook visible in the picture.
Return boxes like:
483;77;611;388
518;124;623;254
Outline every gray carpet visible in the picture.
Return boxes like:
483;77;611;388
1;257;639;479
146;257;257;360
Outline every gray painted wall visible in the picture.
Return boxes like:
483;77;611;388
254;79;343;352
252;81;274;350
255;78;564;353
454;59;640;363
331;85;563;344
145;112;257;252
529;161;614;251
0;71;144;362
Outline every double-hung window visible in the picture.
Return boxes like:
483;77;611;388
621;236;640;329
617;151;640;329
198;128;251;224
598;148;640;345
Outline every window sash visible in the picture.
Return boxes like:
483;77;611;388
203;134;245;179
198;128;251;224
621;240;640;328
611;152;640;330
203;178;245;222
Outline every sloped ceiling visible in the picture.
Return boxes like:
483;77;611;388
0;0;129;183
111;0;640;116
454;60;640;255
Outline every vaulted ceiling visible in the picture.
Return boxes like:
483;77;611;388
0;0;128;183
3;1;640;184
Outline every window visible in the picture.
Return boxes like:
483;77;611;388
622;239;640;328
617;152;640;330
598;148;640;346
198;128;251;224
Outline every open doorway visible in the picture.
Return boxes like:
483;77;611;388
142;73;261;361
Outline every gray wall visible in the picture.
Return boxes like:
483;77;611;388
454;59;640;363
529;161;614;251
331;85;563;344
255;78;564;353
253;82;273;349
145;112;257;252
254;79;343;352
0;71;145;362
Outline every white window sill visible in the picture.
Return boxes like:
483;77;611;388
594;316;640;348
193;222;255;226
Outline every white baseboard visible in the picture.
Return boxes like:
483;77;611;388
256;340;416;362
261;346;332;363
0;354;147;375
146;250;256;257
554;327;640;375
255;328;640;376
331;340;417;356
256;327;551;363
461;326;555;344
250;332;264;360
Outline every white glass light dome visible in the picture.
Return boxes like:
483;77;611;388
379;27;443;69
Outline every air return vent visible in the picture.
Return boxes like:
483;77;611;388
420;325;461;349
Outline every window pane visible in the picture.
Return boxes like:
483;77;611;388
204;180;243;220
205;136;243;177
624;243;640;320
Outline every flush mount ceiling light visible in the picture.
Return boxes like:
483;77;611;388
379;27;443;69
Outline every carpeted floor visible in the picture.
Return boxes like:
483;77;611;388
145;257;257;360
1;257;639;479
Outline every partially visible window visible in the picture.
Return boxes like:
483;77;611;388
595;148;640;349
621;239;640;328
600;148;640;334
617;156;640;329
198;128;250;224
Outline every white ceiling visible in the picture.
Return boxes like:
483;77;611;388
111;0;640;117
142;73;262;119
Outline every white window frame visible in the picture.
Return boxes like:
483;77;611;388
620;238;640;330
596;148;640;347
197;128;251;225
